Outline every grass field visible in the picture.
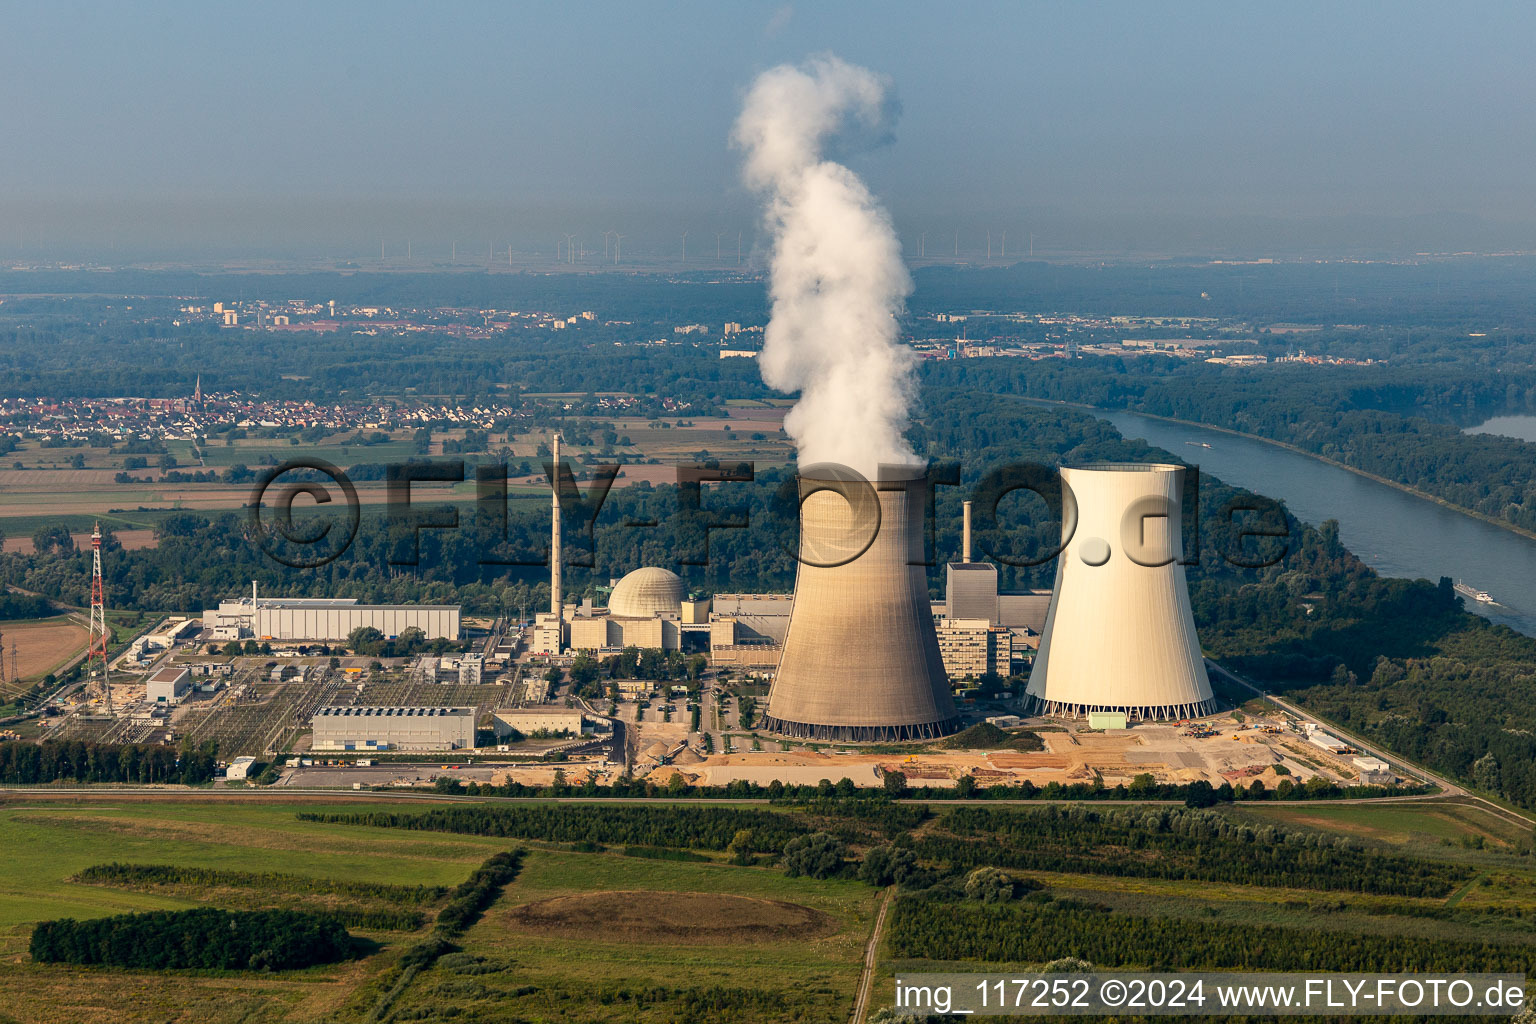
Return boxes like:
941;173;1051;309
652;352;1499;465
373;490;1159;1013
1233;798;1530;849
0;798;875;1024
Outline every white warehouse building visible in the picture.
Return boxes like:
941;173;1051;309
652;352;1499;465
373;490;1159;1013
204;584;459;642
311;705;477;751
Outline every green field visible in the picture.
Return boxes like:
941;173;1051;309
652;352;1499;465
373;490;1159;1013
1233;798;1530;849
0;794;1533;1023
0;797;876;1024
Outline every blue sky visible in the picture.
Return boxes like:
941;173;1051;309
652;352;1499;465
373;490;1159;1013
4;1;1533;256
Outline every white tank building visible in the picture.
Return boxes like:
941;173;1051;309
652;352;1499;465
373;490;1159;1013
1027;463;1216;721
764;466;960;742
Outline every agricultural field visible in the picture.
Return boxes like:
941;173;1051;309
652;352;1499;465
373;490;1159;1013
0;409;795;540
0;617;88;692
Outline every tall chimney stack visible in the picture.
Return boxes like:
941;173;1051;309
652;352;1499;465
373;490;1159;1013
550;433;562;617
962;500;972;563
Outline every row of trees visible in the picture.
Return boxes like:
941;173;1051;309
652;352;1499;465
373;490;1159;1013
296;803;803;852
0;739;218;786
924;804;1471;897
29;908;352;971
75;863;447;905
886;894;1531;972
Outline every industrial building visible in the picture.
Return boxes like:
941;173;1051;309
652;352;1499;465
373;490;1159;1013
146;666;192;704
934;618;1014;680
310;705;476;751
764;467;960;741
491;707;586;738
203;583;460;642
1026;464;1216;721
929;502;1049;678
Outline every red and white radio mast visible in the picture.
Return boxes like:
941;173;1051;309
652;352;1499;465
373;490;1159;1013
87;522;114;714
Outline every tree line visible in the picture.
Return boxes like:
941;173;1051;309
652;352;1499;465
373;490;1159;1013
75;862;447;905
922;804;1471;898
0;739;218;786
295;804;803;852
886;894;1532;973
29;907;353;971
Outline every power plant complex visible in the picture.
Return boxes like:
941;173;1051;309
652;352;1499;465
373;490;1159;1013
532;447;1216;741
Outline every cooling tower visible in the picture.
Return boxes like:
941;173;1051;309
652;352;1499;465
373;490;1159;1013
764;466;960;742
1027;464;1216;721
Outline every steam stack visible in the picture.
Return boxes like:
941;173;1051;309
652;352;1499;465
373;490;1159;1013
550;432;562;616
962;499;972;563
764;466;960;741
1027;464;1215;720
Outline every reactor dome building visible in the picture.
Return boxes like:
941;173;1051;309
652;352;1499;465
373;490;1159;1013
608;566;686;619
1027;463;1216;721
764;466;961;742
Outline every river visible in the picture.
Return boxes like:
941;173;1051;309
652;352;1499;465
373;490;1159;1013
1103;410;1536;638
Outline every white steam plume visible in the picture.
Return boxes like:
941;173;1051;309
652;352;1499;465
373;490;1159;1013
733;55;918;479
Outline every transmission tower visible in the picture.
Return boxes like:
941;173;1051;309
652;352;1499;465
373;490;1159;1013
88;522;114;714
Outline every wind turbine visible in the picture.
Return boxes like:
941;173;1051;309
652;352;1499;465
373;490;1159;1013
919;232;926;258
681;230;689;262
987;230;992;260
716;231;726;261
603;230;615;260
954;229;959;257
613;233;624;264
1001;230;1006;259
737;230;742;265
563;234;576;265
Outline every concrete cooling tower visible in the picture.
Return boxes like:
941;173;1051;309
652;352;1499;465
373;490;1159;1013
1027;463;1216;721
764;466;960;742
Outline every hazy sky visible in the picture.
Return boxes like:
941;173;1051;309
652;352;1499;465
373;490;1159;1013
4;1;1535;257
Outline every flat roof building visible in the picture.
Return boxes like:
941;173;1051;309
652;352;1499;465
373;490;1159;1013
491;708;586;738
204;583;459;642
311;705;476;751
146;666;192;704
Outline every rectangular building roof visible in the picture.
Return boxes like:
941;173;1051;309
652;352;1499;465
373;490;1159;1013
313;705;475;718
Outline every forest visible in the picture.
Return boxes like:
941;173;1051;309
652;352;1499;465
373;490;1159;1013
932;356;1536;536
886;895;1532;973
0;739;219;785
921;804;1471;897
29;907;353;971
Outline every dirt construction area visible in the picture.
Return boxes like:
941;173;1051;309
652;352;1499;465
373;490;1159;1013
664;715;1367;789
506;891;837;944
